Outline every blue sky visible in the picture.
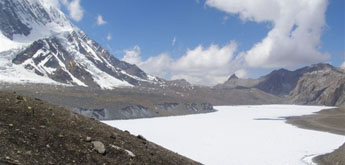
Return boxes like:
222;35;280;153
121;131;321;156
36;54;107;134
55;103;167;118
322;0;345;66
77;1;267;57
61;0;344;85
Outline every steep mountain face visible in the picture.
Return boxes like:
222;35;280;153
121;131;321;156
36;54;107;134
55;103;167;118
0;0;72;38
0;0;73;52
255;68;302;96
290;67;345;106
256;64;345;98
0;0;160;89
9;31;159;88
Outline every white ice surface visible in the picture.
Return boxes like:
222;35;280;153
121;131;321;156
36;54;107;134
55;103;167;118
103;105;345;165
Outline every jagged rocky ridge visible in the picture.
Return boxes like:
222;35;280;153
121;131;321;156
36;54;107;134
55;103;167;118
11;31;159;88
290;66;345;106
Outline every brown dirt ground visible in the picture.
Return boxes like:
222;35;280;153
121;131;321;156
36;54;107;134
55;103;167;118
0;91;200;165
286;107;345;165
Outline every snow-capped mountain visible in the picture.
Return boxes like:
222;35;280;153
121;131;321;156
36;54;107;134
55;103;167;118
0;0;160;89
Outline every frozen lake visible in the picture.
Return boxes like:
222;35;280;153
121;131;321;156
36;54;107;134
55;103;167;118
103;105;345;165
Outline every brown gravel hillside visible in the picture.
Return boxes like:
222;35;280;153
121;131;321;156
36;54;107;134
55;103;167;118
0;92;200;165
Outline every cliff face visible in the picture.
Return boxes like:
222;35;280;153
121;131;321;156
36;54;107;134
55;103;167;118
255;68;303;96
290;67;345;106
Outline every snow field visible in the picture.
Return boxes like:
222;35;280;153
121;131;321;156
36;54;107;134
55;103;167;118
104;105;345;165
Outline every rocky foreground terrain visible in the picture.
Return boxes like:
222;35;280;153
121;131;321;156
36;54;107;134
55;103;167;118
0;91;199;165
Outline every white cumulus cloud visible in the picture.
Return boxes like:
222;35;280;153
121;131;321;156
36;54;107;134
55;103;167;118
60;0;84;22
206;0;330;68
97;15;107;25
122;46;142;65
140;53;174;78
122;42;242;85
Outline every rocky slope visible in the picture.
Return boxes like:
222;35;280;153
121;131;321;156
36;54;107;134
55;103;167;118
290;66;345;106
0;91;200;164
0;84;217;120
1;83;283;120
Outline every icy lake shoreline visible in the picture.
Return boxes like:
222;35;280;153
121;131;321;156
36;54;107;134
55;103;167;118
103;105;345;165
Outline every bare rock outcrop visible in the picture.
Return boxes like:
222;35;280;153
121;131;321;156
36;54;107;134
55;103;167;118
289;66;345;106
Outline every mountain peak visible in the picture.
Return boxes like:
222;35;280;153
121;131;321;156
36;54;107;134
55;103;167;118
310;63;333;69
0;0;73;42
0;0;161;89
228;74;239;81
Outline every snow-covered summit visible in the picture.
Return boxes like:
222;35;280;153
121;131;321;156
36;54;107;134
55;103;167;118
0;0;161;89
2;0;73;40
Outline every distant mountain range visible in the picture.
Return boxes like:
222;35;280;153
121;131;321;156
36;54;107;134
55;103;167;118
216;63;345;106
